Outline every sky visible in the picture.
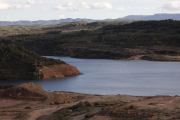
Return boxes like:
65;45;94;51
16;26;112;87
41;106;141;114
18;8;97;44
0;0;180;21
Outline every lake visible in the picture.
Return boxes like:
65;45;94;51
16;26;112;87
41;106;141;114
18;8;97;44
1;56;180;96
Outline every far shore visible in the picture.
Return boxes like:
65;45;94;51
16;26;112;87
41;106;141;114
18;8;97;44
45;54;180;62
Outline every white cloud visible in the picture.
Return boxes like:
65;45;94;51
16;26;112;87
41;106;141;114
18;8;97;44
66;2;73;7
54;5;67;10
27;0;42;5
79;2;90;9
43;8;49;11
11;4;22;9
23;5;31;9
91;2;112;9
27;0;35;4
54;2;112;11
58;14;65;18
6;16;10;19
115;6;126;11
0;2;10;9
10;4;31;9
55;2;90;11
161;1;180;11
67;2;90;11
67;7;78;11
0;2;31;10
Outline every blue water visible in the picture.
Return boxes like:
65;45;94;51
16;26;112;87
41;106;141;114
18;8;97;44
1;56;180;96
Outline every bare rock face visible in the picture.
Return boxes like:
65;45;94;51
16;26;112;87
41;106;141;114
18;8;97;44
40;64;82;79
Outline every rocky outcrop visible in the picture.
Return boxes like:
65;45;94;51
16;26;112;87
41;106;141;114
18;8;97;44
40;64;82;79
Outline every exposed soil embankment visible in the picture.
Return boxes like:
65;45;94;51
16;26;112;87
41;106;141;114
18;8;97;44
0;82;47;101
40;64;82;79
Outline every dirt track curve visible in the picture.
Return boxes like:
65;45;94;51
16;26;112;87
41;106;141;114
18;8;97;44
43;91;55;104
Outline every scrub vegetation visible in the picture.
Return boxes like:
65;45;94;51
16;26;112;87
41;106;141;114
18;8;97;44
0;44;65;80
0;19;180;61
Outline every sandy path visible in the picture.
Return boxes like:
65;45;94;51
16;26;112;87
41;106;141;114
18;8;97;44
28;102;79;120
28;106;57;120
43;91;54;104
27;95;108;120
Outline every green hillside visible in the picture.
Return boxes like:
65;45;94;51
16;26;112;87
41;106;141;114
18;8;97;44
0;20;180;60
0;44;65;80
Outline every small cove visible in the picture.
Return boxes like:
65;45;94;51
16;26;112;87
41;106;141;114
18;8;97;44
1;56;180;96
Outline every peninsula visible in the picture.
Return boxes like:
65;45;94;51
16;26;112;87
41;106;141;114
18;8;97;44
0;44;81;80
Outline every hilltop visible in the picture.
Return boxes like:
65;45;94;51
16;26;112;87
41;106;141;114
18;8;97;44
122;13;180;20
0;44;81;80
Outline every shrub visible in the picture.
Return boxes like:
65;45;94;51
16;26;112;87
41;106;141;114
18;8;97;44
129;105;135;109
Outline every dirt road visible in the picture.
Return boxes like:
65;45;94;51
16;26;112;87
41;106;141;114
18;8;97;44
28;102;78;120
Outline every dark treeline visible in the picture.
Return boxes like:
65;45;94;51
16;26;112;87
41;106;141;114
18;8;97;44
103;19;180;32
0;20;180;59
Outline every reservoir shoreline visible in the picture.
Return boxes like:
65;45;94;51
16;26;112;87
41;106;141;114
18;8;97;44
1;56;180;96
0;82;180;120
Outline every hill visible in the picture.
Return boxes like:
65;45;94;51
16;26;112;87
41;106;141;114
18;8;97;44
121;13;180;20
0;18;97;26
0;44;81;80
1;20;180;61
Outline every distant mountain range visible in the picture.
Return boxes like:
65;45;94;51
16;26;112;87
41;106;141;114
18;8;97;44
121;13;180;20
0;18;97;26
0;13;180;26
